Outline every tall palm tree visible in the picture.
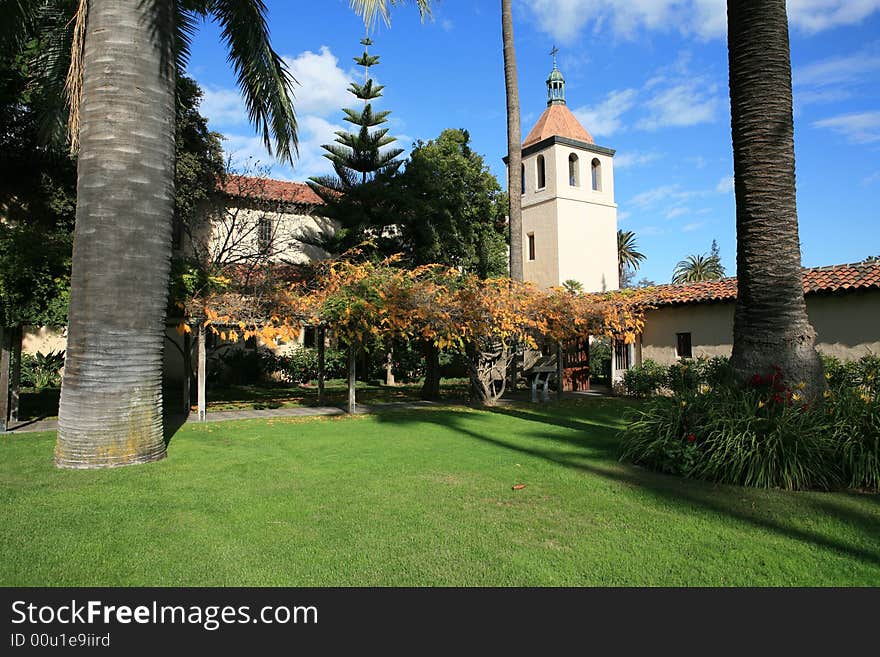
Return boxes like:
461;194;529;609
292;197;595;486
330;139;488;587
49;0;299;469
726;0;823;394
617;229;646;286
671;253;725;284
501;0;523;281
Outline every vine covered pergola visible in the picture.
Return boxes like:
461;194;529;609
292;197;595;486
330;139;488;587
194;252;668;413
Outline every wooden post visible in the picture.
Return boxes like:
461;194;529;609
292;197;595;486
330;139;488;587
10;326;22;423
347;343;356;414
0;327;10;432
182;329;191;415
197;324;207;422
317;326;325;406
556;340;565;401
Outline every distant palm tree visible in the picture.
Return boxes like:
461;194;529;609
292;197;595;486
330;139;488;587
672;253;725;284
502;0;523;281
617;230;646;285
726;0;823;393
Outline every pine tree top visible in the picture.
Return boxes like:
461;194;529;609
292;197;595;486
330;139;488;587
349;80;384;101
354;52;380;68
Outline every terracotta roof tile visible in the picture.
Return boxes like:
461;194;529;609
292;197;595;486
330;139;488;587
221;174;323;206
523;104;594;148
642;261;880;307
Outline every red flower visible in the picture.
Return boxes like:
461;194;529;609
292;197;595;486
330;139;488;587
686;433;696;443
750;374;764;386
772;394;783;404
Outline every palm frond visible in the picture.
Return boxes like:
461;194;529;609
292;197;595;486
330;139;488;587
349;0;434;30
208;0;298;163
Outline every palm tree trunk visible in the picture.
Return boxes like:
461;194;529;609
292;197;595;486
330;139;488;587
502;0;523;281
55;0;176;468
726;0;823;395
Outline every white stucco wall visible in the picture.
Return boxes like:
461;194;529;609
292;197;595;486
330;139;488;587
21;326;67;355
639;290;880;366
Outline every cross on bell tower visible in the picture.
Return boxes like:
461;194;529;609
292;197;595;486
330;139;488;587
547;46;565;106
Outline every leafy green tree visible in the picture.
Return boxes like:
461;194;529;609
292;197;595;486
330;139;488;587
0;20;76;329
672;253;726;284
390;129;508;277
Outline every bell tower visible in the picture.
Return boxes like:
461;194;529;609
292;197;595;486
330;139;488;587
511;50;619;293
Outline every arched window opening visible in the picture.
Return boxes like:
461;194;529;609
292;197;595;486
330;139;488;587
537;155;546;189
591;158;602;191
569;153;580;187
521;164;526;195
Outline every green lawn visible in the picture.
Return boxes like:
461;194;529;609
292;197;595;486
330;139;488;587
2;398;878;586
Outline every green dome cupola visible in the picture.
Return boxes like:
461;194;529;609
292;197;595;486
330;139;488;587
547;46;565;106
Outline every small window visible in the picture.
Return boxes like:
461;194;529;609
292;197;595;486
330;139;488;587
536;155;546;189
569;153;579;187
591;158;602;191
521;164;526;195
676;333;692;359
258;216;273;251
614;341;631;370
303;326;317;348
527;233;536;261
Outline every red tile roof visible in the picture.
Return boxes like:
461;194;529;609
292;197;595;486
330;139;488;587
220;174;323;206
523;104;594;147
641;261;880;307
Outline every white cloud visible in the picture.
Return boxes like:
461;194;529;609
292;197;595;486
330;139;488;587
201;46;364;181
863;171;880;186
794;50;880;88
201;87;248;126
572;89;638;138
522;0;880;43
716;175;734;194
812;111;880;143
614;151;661;169
666;207;691;219
634;225;665;236
283;47;355;118
618;210;631;221
629;184;689;208
637;79;722;130
788;0;880;34
682;221;706;232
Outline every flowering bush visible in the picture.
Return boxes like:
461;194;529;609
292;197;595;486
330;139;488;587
619;355;880;491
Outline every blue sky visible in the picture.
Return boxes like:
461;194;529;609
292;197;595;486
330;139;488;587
185;0;880;284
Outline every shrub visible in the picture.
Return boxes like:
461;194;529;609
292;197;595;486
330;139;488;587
272;347;349;384
21;351;65;389
621;359;666;398
620;355;880;491
665;360;701;396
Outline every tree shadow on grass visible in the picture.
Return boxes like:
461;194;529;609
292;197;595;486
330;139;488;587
162;412;189;448
373;404;880;570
